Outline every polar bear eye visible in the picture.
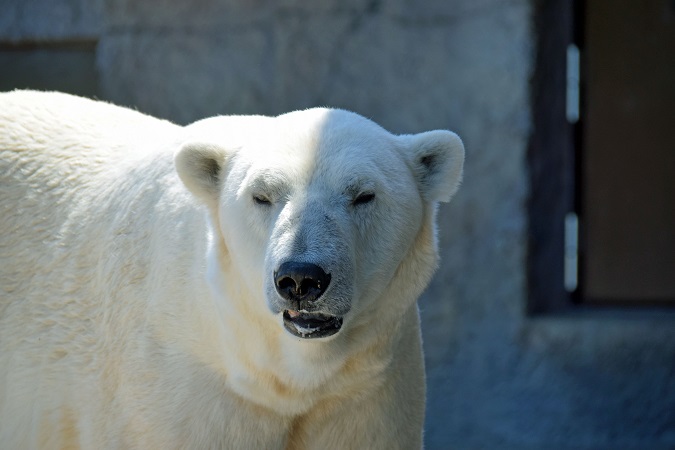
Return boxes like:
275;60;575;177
352;192;375;206
253;194;272;206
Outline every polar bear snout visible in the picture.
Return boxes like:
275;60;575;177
274;261;331;304
273;261;346;339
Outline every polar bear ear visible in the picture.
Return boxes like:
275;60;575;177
174;142;230;206
403;130;465;203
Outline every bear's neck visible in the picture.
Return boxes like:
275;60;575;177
196;245;391;417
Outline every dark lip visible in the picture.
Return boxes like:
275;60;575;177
282;310;343;339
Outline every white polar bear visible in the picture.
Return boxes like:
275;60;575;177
0;90;464;449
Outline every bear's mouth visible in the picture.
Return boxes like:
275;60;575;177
282;310;343;339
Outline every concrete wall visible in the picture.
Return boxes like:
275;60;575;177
2;0;675;448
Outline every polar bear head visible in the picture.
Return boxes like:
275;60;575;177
175;108;463;341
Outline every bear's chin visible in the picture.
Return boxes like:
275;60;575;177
282;310;343;339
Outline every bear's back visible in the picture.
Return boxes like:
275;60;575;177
0;90;184;324
0;90;178;174
0;93;189;448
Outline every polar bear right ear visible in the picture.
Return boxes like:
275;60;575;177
403;130;465;203
174;142;230;206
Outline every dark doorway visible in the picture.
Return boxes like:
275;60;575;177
581;0;675;304
528;0;675;312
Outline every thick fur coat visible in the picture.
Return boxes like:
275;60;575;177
0;91;464;449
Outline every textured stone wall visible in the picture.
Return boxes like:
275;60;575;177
2;0;675;448
0;0;103;41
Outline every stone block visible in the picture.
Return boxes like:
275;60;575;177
105;0;274;29
0;0;102;42
381;0;511;21
97;29;273;124
105;0;373;29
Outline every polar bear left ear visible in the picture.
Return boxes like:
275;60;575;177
403;130;465;203
174;142;231;206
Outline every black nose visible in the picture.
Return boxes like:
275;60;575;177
274;262;331;303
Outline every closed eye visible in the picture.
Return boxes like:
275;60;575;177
253;194;272;206
352;192;375;206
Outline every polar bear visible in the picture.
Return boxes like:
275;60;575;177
0;90;464;449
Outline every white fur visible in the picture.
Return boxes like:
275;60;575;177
0;91;464;449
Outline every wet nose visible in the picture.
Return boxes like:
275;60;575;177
274;262;331;303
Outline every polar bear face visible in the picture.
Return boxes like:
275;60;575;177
175;108;463;340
